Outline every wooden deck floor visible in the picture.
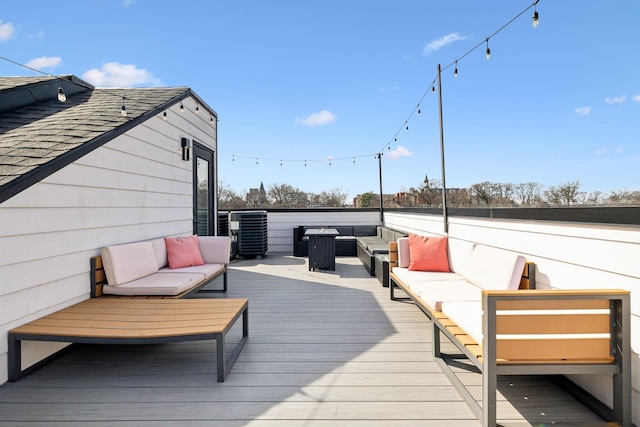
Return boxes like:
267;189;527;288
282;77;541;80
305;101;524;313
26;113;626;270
0;255;609;426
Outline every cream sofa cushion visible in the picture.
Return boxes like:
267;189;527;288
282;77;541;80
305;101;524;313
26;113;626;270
101;241;158;286
102;272;205;296
465;245;526;290
199;236;231;265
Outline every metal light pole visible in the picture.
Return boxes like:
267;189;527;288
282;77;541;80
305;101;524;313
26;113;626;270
437;64;449;234
377;153;384;222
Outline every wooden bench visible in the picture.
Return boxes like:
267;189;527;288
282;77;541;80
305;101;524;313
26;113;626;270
389;242;632;426
8;298;248;382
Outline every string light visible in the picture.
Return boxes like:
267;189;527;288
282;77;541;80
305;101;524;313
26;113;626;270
120;97;127;117
57;85;66;102
532;2;539;28
28;0;545;169
163;111;167;120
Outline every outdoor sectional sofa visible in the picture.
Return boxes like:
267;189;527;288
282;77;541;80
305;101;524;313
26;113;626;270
94;234;230;297
356;226;406;278
389;235;631;426
293;225;378;257
8;234;248;383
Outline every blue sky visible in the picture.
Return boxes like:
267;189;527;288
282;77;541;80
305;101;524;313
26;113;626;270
1;1;638;201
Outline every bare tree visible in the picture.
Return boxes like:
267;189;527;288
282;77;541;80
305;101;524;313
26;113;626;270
514;182;544;206
218;182;247;209
315;187;348;207
267;183;308;207
545;180;581;206
607;190;640;205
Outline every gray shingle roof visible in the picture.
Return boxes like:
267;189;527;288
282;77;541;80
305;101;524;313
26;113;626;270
0;76;198;203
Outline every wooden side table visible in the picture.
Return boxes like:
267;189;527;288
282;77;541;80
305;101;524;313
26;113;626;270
305;228;339;271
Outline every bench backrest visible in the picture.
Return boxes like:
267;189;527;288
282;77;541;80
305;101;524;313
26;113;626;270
485;290;629;364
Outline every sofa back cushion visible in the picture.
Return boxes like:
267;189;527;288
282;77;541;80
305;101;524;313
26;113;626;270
150;238;168;269
465;245;526;290
397;237;410;268
352;225;378;237
101;241;159;286
199;236;231;265
447;239;475;277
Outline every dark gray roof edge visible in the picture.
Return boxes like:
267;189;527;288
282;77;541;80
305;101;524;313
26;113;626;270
0;87;215;204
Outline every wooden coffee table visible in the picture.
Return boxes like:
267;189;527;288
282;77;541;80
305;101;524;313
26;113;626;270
8;298;248;382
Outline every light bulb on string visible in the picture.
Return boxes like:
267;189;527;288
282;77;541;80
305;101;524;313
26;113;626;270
180;102;184;112
195;104;200;113
120;97;127;117
485;38;491;60
532;6;539;28
163;111;167;120
57;85;66;102
454;61;458;78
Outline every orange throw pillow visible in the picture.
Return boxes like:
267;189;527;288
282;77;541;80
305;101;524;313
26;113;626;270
408;234;450;272
164;235;205;269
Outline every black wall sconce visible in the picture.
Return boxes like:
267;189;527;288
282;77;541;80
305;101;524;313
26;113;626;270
181;137;192;161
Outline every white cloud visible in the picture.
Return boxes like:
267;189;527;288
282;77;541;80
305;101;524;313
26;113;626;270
595;148;607;155
25;56;62;70
423;32;467;55
0;21;16;42
27;30;45;40
295;110;337;127
632;94;640;103
82;62;161;87
574;106;591;117
387;146;413;160
605;95;626;104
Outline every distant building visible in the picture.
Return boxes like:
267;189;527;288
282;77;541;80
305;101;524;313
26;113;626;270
246;181;268;206
353;193;396;208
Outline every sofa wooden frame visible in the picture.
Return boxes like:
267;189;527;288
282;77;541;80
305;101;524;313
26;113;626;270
388;243;632;427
